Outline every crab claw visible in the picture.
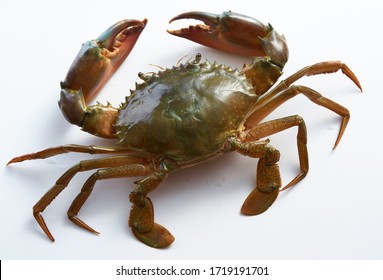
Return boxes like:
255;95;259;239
61;19;147;105
168;11;288;68
59;19;147;136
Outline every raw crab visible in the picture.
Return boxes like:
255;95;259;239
8;11;362;248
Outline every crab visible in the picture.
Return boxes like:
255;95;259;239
8;11;362;248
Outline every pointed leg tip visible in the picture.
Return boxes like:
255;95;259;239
351;77;363;92
341;63;363;92
352;76;363;92
69;216;99;235
7;157;22;165
332;143;339;150
91;229;101;235
34;212;57;242
357;84;363;92
7;153;38;165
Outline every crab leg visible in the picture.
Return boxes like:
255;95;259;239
10;142;174;247
233;115;309;214
67;163;152;234
244;115;309;192
67;164;174;248
231;139;281;215
279;61;362;91
255;60;362;109
7;144;134;164
31;155;148;242
129;170;175;248
245;84;353;149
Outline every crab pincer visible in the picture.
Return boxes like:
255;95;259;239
168;11;289;67
59;19;147;138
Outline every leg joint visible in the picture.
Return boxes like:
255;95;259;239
237;140;280;166
134;170;168;196
264;145;280;166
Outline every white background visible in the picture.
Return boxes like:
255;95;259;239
1;0;381;260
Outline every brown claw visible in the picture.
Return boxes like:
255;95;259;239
61;19;147;104
168;11;268;55
58;19;147;138
168;11;289;67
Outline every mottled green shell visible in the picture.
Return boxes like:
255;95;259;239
116;59;257;163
